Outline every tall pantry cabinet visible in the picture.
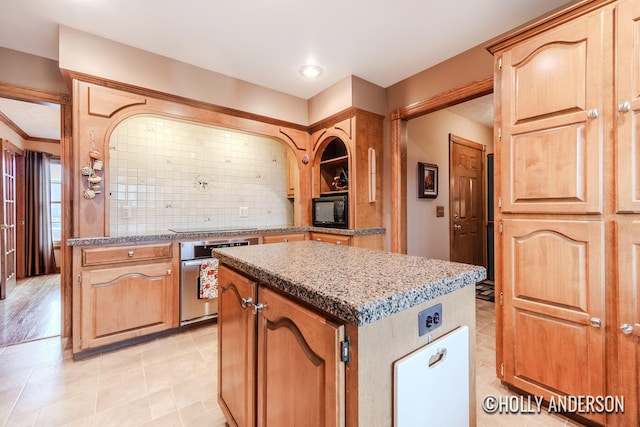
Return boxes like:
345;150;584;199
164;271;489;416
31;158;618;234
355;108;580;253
489;1;638;425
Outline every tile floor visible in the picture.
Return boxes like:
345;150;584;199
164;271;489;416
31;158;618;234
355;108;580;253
0;299;585;426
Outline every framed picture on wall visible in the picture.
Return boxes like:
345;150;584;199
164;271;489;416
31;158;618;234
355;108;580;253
418;162;438;199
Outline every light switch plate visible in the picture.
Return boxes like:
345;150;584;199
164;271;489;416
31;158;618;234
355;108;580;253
418;303;442;336
436;206;444;217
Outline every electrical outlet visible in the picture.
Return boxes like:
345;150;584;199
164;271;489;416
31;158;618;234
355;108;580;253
239;207;249;218
418;303;442;336
121;205;132;219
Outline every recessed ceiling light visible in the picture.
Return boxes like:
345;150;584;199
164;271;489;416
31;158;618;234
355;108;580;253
299;64;323;78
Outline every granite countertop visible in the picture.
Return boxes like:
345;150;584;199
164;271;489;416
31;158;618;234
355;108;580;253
212;241;486;326
66;226;385;246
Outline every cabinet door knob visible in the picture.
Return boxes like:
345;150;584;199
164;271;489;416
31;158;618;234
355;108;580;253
253;303;266;314
128;250;135;257
587;109;599;118
618;101;631;112
241;297;253;309
620;324;634;335
316;238;321;241
589;317;602;328
167;269;172;275
284;238;288;242
336;241;341;245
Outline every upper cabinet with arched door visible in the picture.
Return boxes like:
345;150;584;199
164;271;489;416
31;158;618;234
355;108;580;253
310;108;384;232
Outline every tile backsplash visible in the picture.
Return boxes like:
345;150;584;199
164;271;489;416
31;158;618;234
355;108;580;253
109;115;293;235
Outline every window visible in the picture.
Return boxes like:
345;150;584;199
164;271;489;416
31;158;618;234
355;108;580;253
50;158;61;244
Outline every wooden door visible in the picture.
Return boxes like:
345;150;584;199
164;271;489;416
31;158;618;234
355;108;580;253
218;265;257;427
449;134;484;266
257;286;344;427
0;145;16;300
617;0;640;213
79;262;173;350
497;10;605;214
617;220;640;426
502;219;605;423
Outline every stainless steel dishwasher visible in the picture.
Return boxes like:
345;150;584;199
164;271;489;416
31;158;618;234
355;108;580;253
180;237;258;325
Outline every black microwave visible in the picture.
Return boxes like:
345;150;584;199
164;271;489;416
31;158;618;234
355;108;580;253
312;195;348;229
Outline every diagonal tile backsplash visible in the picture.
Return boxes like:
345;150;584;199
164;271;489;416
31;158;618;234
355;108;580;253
109;115;293;235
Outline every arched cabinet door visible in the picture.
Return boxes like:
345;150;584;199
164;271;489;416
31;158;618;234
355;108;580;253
496;8;606;214
256;286;344;427
500;219;605;424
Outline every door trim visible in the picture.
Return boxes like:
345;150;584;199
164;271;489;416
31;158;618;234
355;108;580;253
0;82;72;337
390;77;493;253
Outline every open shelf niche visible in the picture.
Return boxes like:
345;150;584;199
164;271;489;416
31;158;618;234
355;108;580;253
319;138;349;195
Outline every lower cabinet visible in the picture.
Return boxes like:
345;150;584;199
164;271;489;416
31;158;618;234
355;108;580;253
262;232;306;244
309;231;351;246
72;242;177;353
218;265;345;427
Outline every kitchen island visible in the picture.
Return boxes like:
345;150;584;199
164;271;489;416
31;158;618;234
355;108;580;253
212;241;485;426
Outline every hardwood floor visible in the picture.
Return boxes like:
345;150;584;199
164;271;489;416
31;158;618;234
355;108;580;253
0;274;60;346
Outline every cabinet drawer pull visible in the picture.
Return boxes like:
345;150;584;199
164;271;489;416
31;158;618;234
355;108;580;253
620;324;634;335
589;317;602;328
618;101;631;112
587;109;599;118
128;250;135;257
167;269;172;275
336;241;341;245
284;238;288;242
253;303;266;314
316;238;321;242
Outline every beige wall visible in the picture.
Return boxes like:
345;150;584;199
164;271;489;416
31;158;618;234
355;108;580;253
406;109;492;260
0;121;26;148
58;26;310;125
0;47;68;95
382;43;494;252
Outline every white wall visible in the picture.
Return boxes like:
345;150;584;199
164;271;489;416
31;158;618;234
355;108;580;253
407;109;493;260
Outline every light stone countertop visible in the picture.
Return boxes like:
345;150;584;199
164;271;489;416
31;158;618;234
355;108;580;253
66;226;385;246
212;240;486;326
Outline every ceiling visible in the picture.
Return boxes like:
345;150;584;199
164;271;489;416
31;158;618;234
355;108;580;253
0;0;570;138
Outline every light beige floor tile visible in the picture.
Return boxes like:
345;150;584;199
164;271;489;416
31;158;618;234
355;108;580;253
4;406;39;427
140;410;182;426
94;396;151;427
96;373;149;413
141;342;184;366
33;392;97;426
148;388;177;420
172;374;216;410
178;401;207;421
144;351;211;394
99;353;143;380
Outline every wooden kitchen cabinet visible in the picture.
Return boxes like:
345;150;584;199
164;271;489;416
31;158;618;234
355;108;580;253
311;109;383;230
218;266;257;427
262;232;306;244
72;242;177;353
217;265;345;427
617;220;640;426
489;1;639;425
309;231;351;246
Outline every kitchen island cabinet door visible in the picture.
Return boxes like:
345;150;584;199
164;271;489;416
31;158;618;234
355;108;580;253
256;286;345;427
218;266;257;427
79;262;174;350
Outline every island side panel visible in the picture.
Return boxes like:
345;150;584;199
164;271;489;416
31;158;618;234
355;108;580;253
351;285;476;426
